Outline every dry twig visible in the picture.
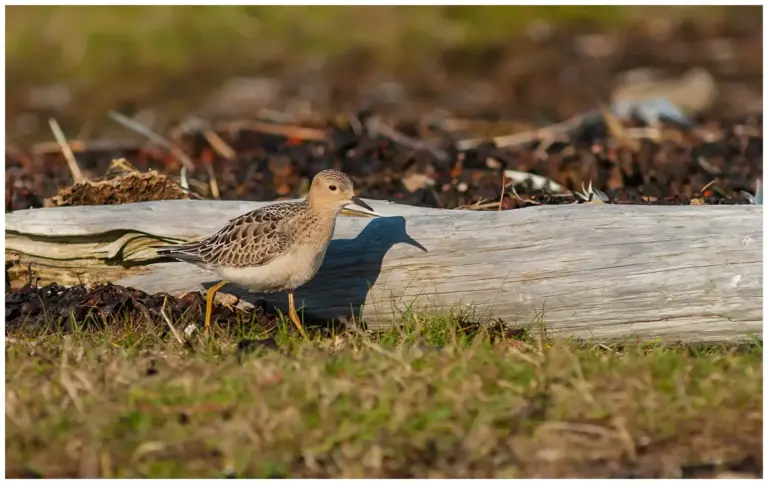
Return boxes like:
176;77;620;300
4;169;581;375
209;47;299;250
498;173;507;211
221;120;326;141
202;129;236;160
455;112;590;151
108;157;139;173
32;139;143;157
108;110;196;172
159;297;186;345
205;163;221;199
48;118;85;184
365;116;449;163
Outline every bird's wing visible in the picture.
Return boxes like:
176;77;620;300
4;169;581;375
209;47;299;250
156;203;302;268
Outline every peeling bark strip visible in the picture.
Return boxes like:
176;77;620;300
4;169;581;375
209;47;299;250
6;200;763;343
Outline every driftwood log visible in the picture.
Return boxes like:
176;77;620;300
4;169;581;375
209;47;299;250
6;199;763;343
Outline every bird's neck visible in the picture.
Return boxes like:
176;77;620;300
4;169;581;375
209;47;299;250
306;197;343;218
295;199;340;245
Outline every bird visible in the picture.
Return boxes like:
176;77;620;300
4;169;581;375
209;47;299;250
156;169;375;339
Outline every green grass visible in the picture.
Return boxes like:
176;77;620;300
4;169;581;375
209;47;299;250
5;312;763;478
6;5;634;84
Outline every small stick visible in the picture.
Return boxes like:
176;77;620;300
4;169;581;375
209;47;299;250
510;185;542;206
160;297;185;345
222;119;326;141
455;111;592;151
699;179;718;195
108;110;196;172
202;129;236;160
367;117;449;163
171;172;209;196
458;200;502;211
175;184;206;200
32;138;143;156
108;157;139;173
205;163;221;199
48;118;85;184
498;173;507;211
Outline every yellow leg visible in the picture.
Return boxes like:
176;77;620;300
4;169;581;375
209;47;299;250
204;280;228;332
287;291;308;340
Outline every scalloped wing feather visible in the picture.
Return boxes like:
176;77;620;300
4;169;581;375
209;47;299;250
157;202;304;268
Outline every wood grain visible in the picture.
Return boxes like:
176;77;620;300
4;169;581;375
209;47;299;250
6;199;763;343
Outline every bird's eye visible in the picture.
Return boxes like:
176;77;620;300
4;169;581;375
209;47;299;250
329;185;337;191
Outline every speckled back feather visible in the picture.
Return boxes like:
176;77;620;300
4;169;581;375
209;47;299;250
157;201;307;268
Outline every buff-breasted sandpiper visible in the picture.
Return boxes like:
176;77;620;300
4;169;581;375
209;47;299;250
157;169;374;339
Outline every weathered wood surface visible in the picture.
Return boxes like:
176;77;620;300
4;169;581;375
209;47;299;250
6;199;763;343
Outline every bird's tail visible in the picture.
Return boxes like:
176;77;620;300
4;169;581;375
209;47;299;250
155;241;205;264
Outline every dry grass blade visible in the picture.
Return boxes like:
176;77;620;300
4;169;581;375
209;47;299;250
455;112;587;151
457;199;502;211
108;157;140;173
59;372;85;414
367;117;449;163
224;119;326;141
31;139;143;157
58;338;85;414
499;173;507;211
170;173;207;200
509;185;542;206
48;118;85;183
205;163;221;199
159;297;185;346
108;110;196;172
699;179;718;194
202;129;236;160
538;420;620;439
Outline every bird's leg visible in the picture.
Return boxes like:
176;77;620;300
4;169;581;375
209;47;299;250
204;280;228;332
287;291;308;340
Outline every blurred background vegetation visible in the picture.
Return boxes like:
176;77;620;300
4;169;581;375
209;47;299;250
5;5;761;143
6;6;673;82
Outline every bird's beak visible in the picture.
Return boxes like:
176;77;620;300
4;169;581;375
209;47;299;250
350;196;374;212
401;232;428;253
342;196;385;217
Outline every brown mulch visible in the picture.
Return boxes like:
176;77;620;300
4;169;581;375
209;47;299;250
4;109;762;213
4;281;276;337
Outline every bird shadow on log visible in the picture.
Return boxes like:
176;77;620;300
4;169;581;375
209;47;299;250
202;215;427;330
